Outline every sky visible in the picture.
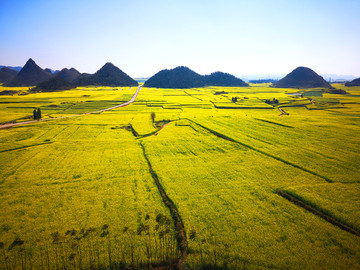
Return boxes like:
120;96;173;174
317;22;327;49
1;0;360;78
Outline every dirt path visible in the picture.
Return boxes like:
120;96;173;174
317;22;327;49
277;190;360;237
138;121;172;139
91;85;141;113
154;122;170;135
0;86;142;130
140;142;187;269
278;107;289;116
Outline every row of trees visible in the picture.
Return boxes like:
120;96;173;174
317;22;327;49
0;214;180;270
33;108;42;119
264;98;279;105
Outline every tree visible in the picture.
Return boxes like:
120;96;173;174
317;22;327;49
264;98;278;105
33;109;37;119
151;112;156;123
37;108;42;119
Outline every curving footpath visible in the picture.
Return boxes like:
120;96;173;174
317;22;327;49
0;86;142;130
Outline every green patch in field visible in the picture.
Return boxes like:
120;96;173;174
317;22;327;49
302;90;323;97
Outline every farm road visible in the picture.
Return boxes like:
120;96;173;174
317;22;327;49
91;85;141;113
0;86;142;130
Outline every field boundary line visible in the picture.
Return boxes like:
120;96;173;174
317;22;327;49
183;90;203;101
0;141;53;154
253;118;294;128
185;118;333;183
277;190;360;237
138;121;172;139
139;142;187;269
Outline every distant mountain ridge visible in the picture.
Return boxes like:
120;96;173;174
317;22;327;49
273;67;331;89
56;68;81;82
74;62;138;86
144;66;205;89
249;79;278;84
345;78;360;87
0;67;19;84
5;58;52;86
0;65;22;72
45;68;59;74
236;74;356;82
44;68;55;74
321;74;356;82
1;63;358;83
44;68;52;74
205;71;248;87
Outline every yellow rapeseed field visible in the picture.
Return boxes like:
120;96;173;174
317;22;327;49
0;84;359;269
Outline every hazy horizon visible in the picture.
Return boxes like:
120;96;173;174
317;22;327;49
1;0;359;78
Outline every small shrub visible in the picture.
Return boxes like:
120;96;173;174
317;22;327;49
151;112;156;122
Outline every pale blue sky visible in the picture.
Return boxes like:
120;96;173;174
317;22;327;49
1;0;359;77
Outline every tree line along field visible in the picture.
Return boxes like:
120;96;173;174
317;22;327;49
0;83;359;269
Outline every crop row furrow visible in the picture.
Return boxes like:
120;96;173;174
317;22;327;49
276;190;360;237
139;141;187;269
186;118;334;183
0;141;53;154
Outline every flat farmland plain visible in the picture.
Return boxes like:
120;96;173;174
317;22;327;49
0;84;359;269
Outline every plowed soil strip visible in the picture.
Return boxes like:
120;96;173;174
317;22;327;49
277;190;360;237
140;142;187;269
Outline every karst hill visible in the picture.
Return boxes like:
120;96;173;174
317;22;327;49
205;71;249;87
144;66;205;89
31;77;74;92
144;66;248;88
6;58;53;86
345;78;360;86
56;68;81;82
273;67;331;89
0;67;18;84
74;62;138;87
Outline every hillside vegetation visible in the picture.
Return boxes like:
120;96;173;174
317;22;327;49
274;67;331;89
345;77;360;86
204;71;249;86
56;68;81;82
74;62;138;87
144;66;248;88
0;67;18;84
6;58;52;86
144;66;205;89
31;77;74;92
